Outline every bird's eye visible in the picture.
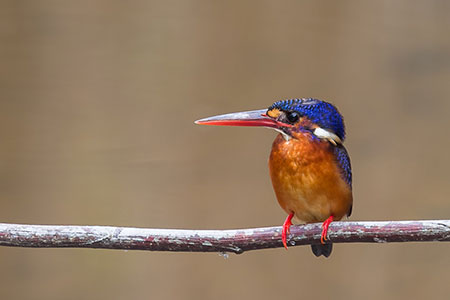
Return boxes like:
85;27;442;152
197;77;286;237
286;111;300;124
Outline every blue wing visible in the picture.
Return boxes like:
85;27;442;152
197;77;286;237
334;145;352;216
334;145;352;188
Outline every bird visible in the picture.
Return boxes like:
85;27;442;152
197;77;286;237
195;98;352;257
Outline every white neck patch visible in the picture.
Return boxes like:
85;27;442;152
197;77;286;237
313;127;342;145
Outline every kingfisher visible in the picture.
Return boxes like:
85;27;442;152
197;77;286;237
195;98;352;257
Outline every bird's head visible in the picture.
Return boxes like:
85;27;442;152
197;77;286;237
195;98;345;145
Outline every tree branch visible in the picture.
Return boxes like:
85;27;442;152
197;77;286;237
0;220;449;254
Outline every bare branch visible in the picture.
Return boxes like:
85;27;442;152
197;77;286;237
0;220;449;254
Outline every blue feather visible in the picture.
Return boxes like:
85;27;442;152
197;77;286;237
334;145;352;188
269;98;346;141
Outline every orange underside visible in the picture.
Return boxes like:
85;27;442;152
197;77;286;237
269;133;352;224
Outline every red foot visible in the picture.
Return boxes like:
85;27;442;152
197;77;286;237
320;215;334;244
282;212;294;250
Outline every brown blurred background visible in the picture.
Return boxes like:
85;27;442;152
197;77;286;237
1;1;450;299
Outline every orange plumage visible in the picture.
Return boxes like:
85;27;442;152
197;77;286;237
269;132;352;225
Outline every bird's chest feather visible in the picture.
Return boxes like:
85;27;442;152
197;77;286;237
268;133;352;223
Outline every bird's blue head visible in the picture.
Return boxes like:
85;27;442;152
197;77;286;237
267;98;346;142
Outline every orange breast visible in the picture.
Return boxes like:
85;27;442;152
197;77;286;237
268;133;352;224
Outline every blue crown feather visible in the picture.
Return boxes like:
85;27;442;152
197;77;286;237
269;98;346;141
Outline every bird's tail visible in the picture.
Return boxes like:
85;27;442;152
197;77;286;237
311;243;333;258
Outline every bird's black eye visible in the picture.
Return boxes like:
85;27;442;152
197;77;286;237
286;111;300;124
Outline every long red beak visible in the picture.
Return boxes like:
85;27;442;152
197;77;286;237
195;109;285;129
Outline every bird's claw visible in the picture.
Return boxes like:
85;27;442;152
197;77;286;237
320;215;334;244
282;212;294;249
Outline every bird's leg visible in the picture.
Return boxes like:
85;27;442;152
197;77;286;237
320;215;334;244
282;212;294;249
